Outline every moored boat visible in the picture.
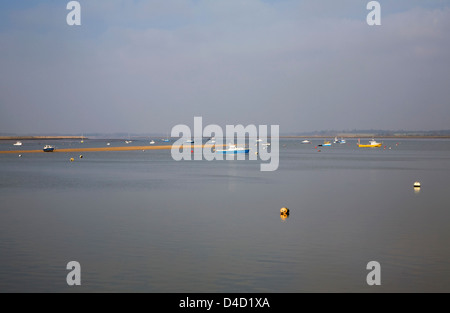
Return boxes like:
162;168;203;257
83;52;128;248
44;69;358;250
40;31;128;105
43;145;55;152
13;141;22;146
216;144;250;154
333;137;346;144
301;140;311;144
357;139;382;148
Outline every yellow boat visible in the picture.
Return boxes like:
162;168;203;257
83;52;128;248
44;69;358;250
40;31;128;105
357;139;382;148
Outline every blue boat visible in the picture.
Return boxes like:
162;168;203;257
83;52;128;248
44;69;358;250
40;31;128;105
43;145;55;152
216;144;250;154
334;137;346;144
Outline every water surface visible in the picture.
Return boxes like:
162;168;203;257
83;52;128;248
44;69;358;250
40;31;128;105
0;138;449;292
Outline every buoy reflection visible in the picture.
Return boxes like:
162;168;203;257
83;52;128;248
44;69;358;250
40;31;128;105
280;213;289;221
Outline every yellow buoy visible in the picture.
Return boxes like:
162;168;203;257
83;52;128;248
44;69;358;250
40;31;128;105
70;158;74;162
413;181;421;194
280;207;290;215
79;155;83;159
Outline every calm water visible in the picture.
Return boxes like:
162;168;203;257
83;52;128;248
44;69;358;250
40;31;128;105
0;138;449;292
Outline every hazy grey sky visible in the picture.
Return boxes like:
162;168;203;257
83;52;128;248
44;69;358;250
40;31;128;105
1;0;450;134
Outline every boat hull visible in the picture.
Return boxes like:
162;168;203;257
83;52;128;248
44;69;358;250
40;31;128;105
357;143;382;148
216;149;250;154
43;148;55;152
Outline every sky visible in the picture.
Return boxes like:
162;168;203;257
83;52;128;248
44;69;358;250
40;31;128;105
1;0;450;134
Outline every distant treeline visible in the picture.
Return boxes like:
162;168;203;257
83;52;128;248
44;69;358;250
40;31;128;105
2;130;450;140
283;129;450;138
0;136;84;140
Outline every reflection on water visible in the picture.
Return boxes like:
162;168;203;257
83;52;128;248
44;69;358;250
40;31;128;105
0;138;449;292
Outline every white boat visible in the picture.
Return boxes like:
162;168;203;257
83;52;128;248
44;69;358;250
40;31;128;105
186;139;194;143
150;140;155;144
13;141;22;146
357;138;382;148
301;140;311;144
334;137;346;144
125;141;132;144
256;138;263;142
216;143;250;154
106;143;111;146
43;145;55;152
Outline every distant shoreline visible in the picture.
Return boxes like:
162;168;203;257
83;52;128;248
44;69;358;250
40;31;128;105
0;136;84;140
280;135;450;139
1;135;450;141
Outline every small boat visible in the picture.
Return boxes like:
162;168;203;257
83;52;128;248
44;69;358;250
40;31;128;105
301;140;311;144
43;145;55;152
149;140;155;144
321;141;332;147
256;138;263;142
106;143;111;146
162;138;170;142
357;139;382;148
262;143;271;146
13;141;23;146
338;138;346;144
216;144;250;154
186;139;194;143
125;140;132;144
